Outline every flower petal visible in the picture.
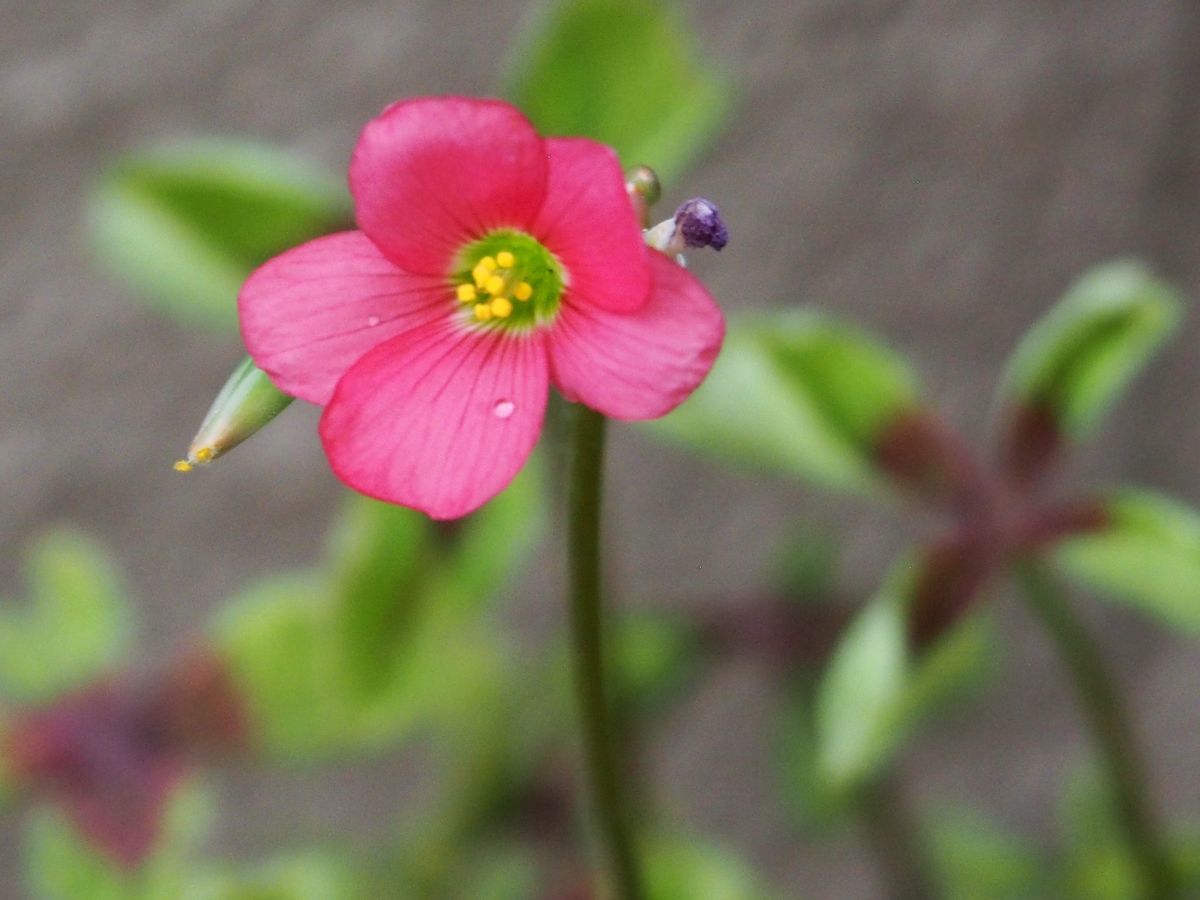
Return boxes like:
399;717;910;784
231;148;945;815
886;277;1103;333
350;97;549;276
319;321;548;519
549;251;724;420
533;138;651;313
239;231;450;405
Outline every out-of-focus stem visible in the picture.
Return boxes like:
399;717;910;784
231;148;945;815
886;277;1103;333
1014;559;1173;899
567;405;644;899
860;771;937;900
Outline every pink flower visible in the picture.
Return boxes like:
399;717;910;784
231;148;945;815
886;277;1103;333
240;97;725;519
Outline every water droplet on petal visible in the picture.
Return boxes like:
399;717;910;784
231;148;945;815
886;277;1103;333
492;399;515;419
367;316;380;327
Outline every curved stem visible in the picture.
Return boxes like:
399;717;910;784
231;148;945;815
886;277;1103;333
1014;560;1173;898
567;405;644;899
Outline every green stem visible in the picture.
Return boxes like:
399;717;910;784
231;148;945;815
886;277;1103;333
1014;560;1173;898
860;771;936;900
567;405;644;899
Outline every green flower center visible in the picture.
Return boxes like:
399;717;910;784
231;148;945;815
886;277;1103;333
451;230;565;331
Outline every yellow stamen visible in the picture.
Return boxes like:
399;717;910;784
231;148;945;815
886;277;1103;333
173;460;193;472
496;250;515;269
490;297;513;318
456;283;477;302
194;446;214;463
484;274;506;296
514;281;533;301
473;303;493;321
480;256;497;271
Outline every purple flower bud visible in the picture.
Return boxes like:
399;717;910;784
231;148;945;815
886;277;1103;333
673;198;728;251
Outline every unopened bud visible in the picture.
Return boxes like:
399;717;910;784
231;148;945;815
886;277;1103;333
625;165;662;227
674;198;728;251
174;356;292;471
644;196;729;257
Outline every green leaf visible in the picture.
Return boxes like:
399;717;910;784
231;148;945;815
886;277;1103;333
1057;761;1143;900
645;311;921;492
24;780;212;900
435;459;545;612
613;611;699;715
925;811;1050;900
812;555;995;796
998;261;1181;439
182;852;360;900
505;0;731;183
774;686;853;831
1054;489;1200;634
89;140;350;330
211;575;349;760
645;833;775;900
0;531;131;702
326;496;435;700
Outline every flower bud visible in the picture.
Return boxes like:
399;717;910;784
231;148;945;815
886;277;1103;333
174;356;293;471
625;164;662;227
643;196;729;257
674;198;728;251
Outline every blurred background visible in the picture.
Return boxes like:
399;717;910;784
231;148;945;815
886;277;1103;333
3;1;1200;897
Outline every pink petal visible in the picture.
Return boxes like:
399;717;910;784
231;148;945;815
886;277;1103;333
239;231;450;405
319;321;548;520
549;251;725;420
350;97;549;276
533;138;651;313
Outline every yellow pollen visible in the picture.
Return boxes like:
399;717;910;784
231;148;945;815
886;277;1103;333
473;303;493;321
484;274;506;296
194;447;214;463
490;297;513;318
480;256;497;271
456;283;477;302
173;459;193;472
496;250;515;269
472;266;488;288
514;281;533;301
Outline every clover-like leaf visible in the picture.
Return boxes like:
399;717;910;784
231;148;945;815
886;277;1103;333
1053;489;1200;635
0;532;131;703
646;311;922;493
645;833;776;899
925;811;1051;900
89;140;350;330
812;554;995;797
505;0;731;182
326;496;435;701
998;261;1181;443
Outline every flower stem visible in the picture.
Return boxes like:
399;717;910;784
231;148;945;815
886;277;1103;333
860;770;935;900
1014;559;1173;898
567;405;644;899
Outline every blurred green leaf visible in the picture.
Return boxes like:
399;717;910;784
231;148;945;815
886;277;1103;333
1054;489;1200;635
89;140;349;330
182;852;359;900
0;531;131;702
775;686;852;831
645;833;775;899
505;0;730;183
326;496;435;700
925;811;1050;900
1057;761;1142;900
998;261;1181;439
646;311;921;492
25;780;212;900
435;460;545;612
212;575;350;760
812;555;995;797
613;610;699;715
